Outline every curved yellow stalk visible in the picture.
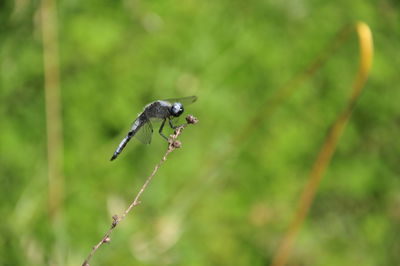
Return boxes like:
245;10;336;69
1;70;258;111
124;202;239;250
271;21;373;266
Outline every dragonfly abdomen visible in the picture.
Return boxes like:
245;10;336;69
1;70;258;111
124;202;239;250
110;117;144;161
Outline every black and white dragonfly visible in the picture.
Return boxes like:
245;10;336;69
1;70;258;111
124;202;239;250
110;96;197;161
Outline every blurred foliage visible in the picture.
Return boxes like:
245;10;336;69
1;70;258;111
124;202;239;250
1;0;400;265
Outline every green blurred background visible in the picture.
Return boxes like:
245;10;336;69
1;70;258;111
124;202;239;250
1;0;399;265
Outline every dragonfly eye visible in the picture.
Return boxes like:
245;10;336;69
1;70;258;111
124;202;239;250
171;103;184;117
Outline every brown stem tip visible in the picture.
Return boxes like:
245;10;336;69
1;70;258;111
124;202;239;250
186;115;198;124
172;140;182;148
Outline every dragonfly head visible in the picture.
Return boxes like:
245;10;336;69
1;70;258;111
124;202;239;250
170;102;184;117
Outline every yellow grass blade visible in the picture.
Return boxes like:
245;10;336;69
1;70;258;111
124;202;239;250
271;21;373;266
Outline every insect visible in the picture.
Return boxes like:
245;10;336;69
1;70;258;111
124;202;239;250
110;96;197;161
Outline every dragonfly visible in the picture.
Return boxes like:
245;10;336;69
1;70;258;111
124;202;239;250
110;96;197;161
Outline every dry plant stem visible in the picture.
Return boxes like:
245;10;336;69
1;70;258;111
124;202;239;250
271;22;373;266
82;116;197;266
41;0;64;220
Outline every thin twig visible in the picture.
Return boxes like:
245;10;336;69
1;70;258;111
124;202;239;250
82;115;198;266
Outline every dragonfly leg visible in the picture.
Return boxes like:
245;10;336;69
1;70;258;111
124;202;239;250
158;119;168;141
168;118;186;129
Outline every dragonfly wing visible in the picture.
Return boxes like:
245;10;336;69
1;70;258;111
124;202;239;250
135;121;153;144
163;96;197;106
